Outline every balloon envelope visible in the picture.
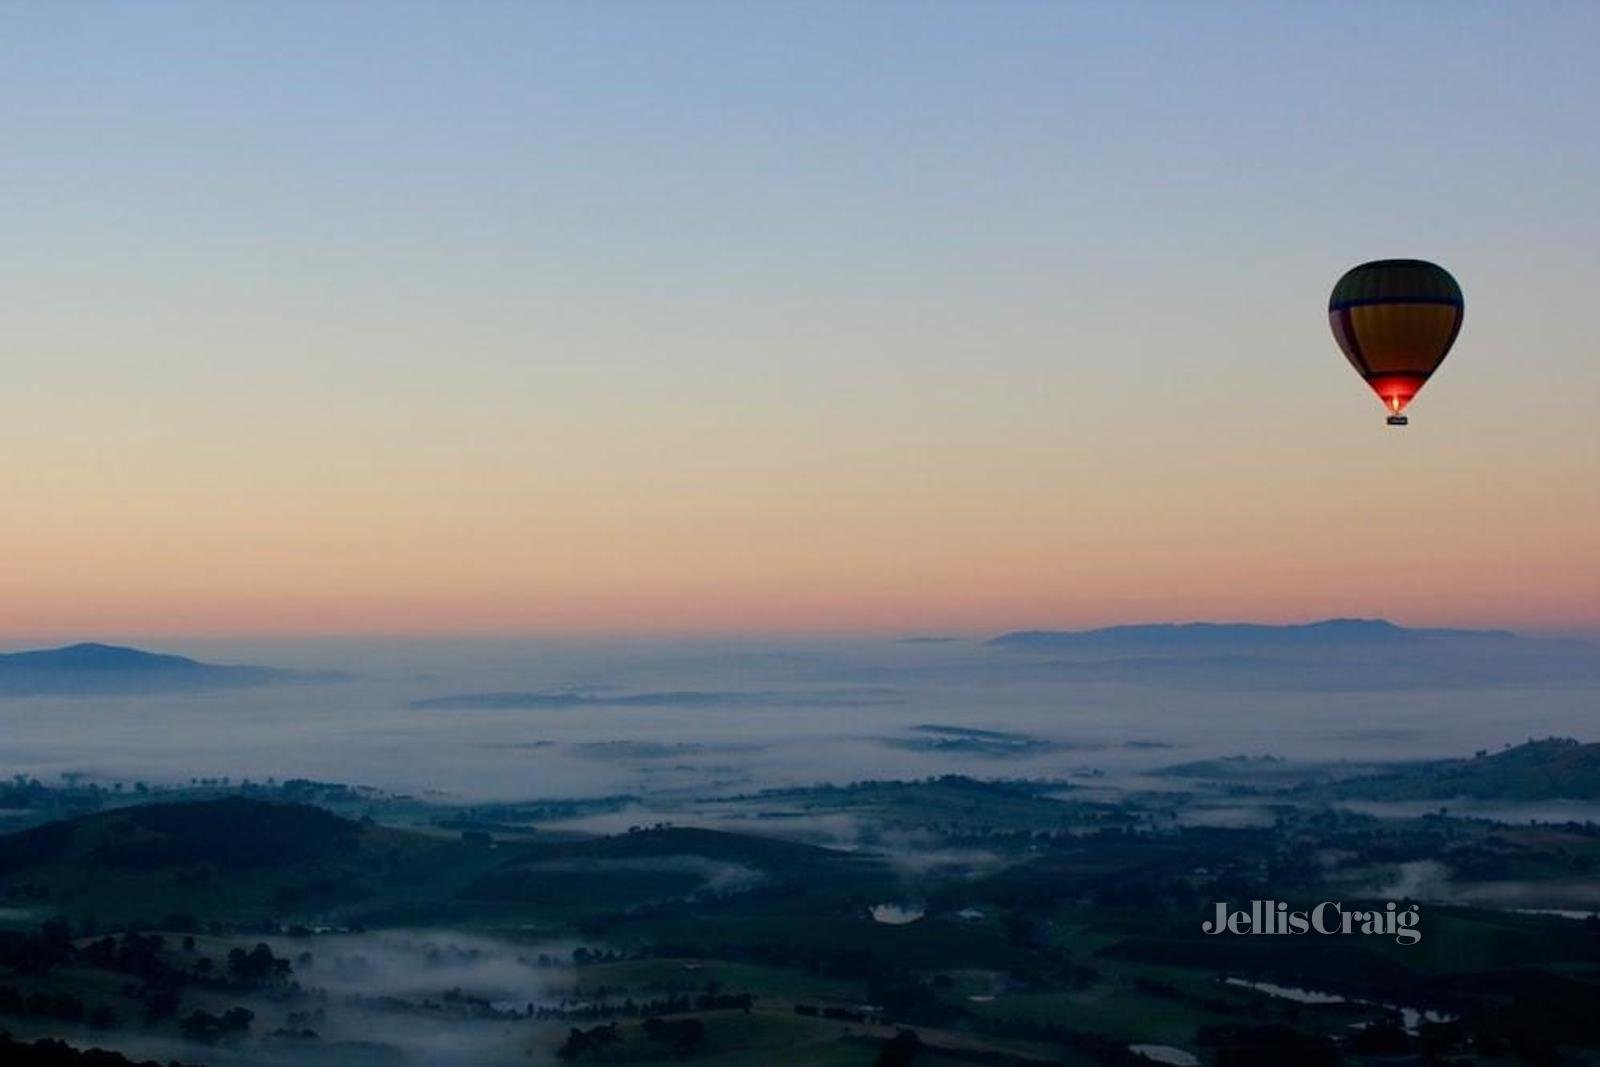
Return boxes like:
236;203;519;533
1328;259;1463;415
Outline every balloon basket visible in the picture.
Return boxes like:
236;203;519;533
1386;415;1409;427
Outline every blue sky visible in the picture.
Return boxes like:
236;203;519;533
2;2;1596;635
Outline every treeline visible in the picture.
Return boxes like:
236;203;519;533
610;939;987;1025
0;1032;202;1067
0;921;294;1045
0;774;385;833
556;1015;709;1060
530;990;754;1022
724;774;1072;802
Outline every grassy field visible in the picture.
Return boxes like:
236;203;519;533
6;759;1600;1065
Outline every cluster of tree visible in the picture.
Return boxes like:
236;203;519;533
226;942;291;984
177;1006;252;1044
283;1007;325;1029
1;919;308;1042
0;773;396;834
0;1032;203;1067
0;775;146;822
866;973;948;1021
0;921;74;973
71;929;293;997
555;1016;712;1061
529;989;753;1022
930;824;1140;854
0;775;55;808
793;1003;879;1024
692;991;751;1013
631;940;980;1027
79;933;170;982
739;775;1057;802
450;795;638;828
268;1026;320;1041
556;1022;620;1061
273;779;375;805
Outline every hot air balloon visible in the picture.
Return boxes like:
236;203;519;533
1328;259;1463;426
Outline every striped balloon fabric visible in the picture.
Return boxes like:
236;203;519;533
1328;259;1463;424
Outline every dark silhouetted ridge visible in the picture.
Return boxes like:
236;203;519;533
0;642;327;696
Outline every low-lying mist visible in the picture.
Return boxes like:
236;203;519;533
1;631;1595;804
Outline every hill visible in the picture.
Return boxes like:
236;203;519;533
989;618;1512;652
977;620;1598;690
0;798;888;928
1318;738;1600;801
0;643;321;696
0;797;491;924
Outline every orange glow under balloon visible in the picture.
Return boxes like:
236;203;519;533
1365;372;1430;414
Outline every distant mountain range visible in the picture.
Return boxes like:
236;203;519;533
0;642;330;697
989;617;1518;652
968;619;1598;691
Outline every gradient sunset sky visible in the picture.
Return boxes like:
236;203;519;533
3;2;1597;638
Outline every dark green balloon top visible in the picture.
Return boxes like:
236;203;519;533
1329;259;1463;311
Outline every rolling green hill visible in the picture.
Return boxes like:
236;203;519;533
0;797;493;926
1318;738;1600;801
0;798;890;931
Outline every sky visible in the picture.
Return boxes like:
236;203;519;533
1;1;1596;638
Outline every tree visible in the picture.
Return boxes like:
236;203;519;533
227;942;289;984
876;1029;922;1067
180;1005;253;1044
557;1023;621;1061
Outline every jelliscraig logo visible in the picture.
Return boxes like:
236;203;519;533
1204;901;1421;945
